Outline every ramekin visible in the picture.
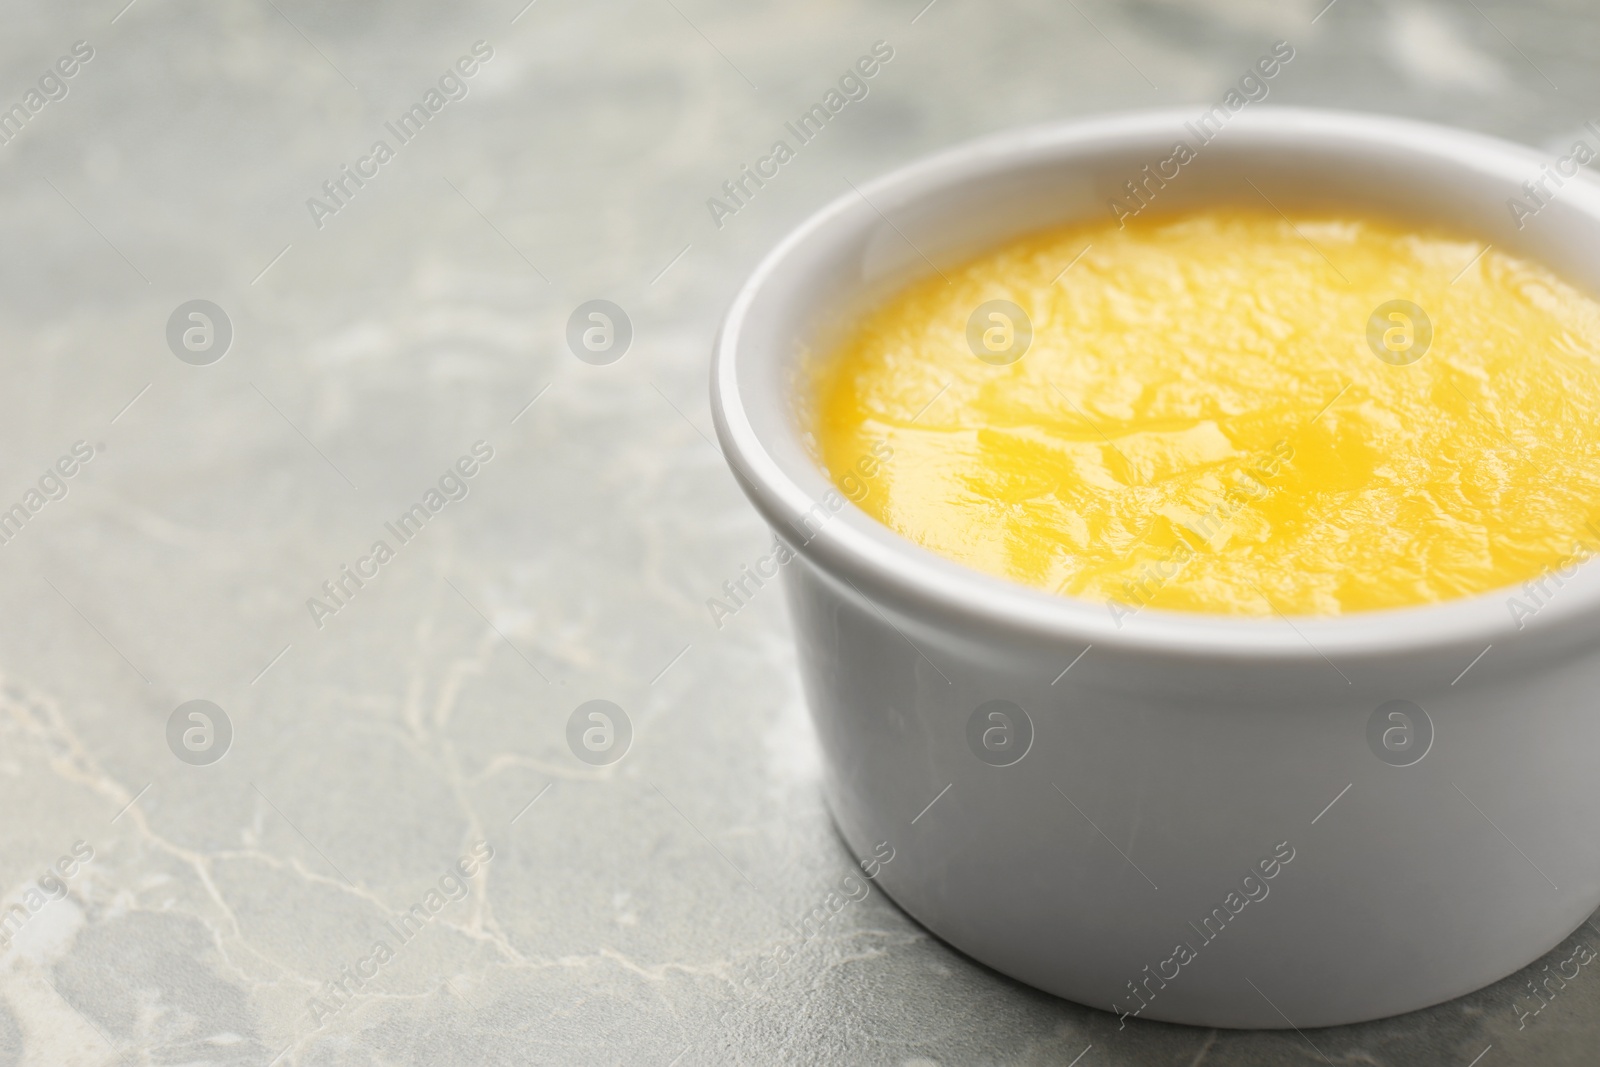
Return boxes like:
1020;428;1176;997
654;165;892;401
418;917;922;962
709;108;1600;1028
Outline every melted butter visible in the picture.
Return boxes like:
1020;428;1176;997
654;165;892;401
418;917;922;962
816;210;1600;616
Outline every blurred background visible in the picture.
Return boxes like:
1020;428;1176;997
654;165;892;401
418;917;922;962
0;0;1594;1063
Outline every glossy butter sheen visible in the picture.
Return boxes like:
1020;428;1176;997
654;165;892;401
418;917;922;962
816;210;1600;616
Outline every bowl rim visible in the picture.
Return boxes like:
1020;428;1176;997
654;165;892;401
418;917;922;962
710;106;1600;664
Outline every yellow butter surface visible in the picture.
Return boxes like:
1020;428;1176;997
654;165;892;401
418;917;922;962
816;210;1600;616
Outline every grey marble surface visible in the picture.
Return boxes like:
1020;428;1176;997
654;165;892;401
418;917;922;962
0;0;1597;1063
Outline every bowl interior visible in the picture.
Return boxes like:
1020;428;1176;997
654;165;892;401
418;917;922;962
715;107;1600;659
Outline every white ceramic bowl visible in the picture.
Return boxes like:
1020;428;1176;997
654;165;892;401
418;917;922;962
710;108;1600;1028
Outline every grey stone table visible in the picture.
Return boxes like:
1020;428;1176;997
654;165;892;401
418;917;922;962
0;0;1595;1063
